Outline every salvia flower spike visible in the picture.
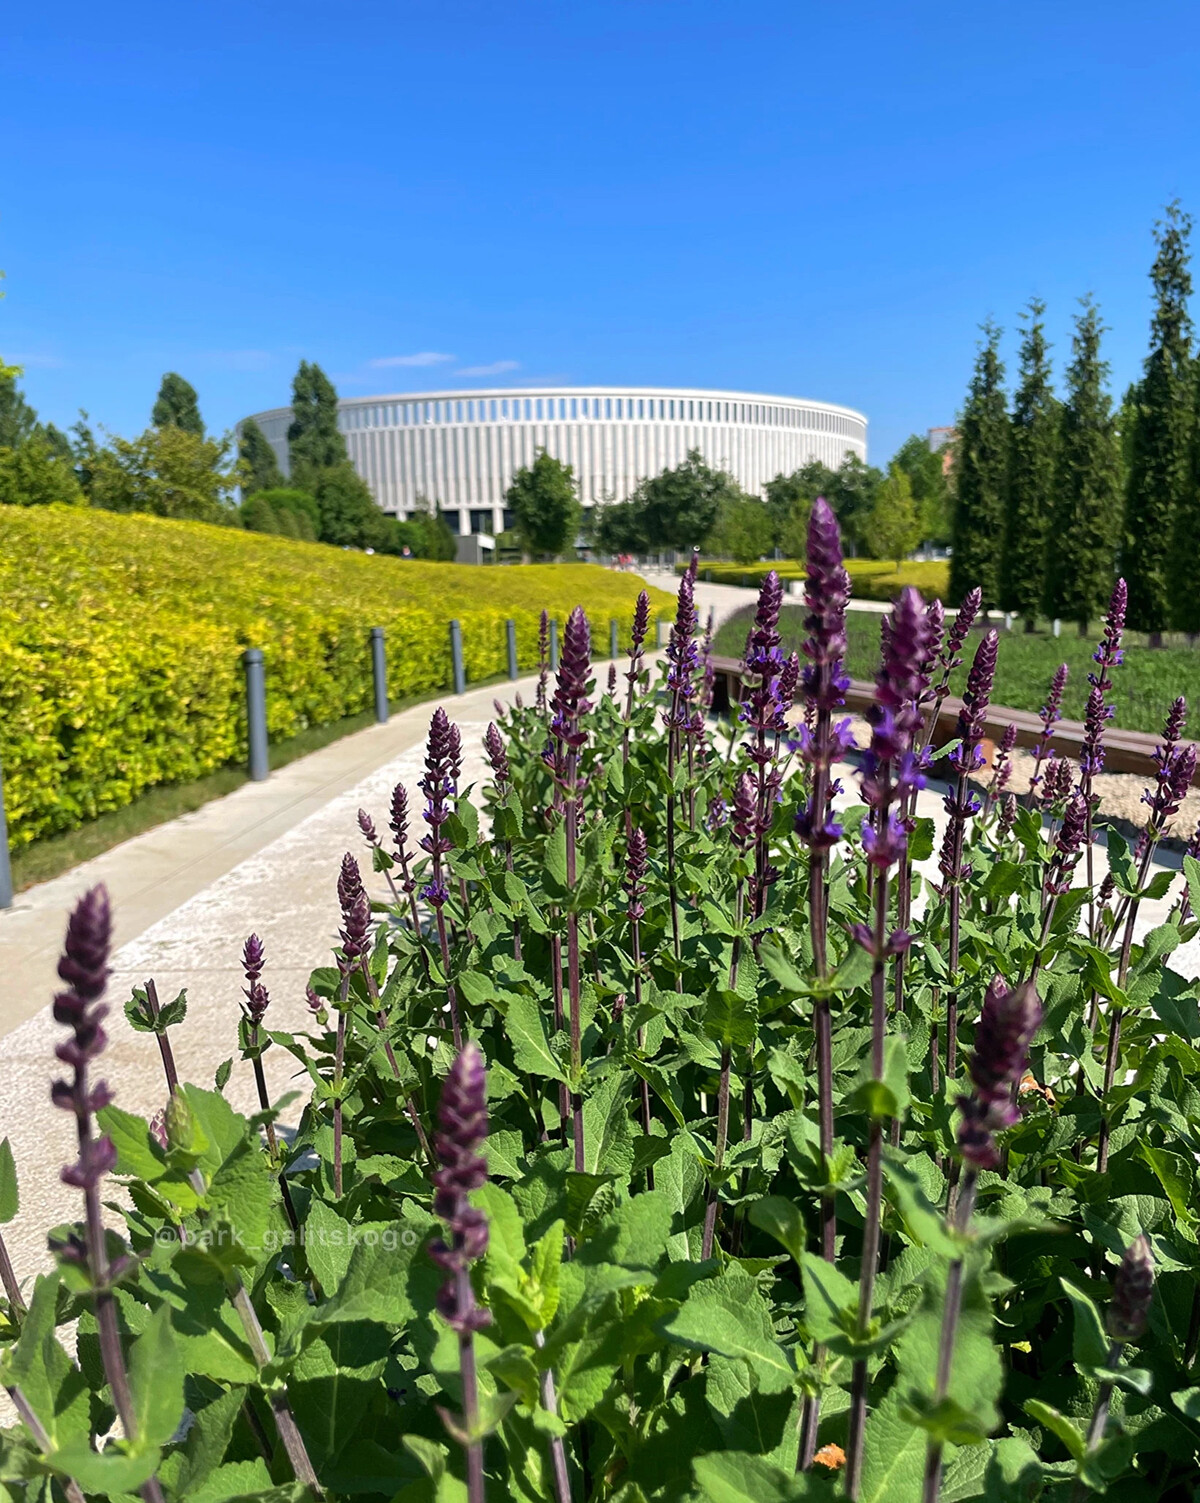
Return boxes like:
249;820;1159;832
430;1041;490;1503
1080;1235;1155;1467
420;708;463;1047
795;498;853;1472
52;887;166;1503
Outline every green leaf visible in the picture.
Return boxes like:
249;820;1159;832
1138;1141;1197;1227
749;1196;805;1265
758;941;808;995
1184;855;1200;920
848;1035;910;1120
97;1104;166;1181
126;1301;186;1451
49;1442;161;1495
1106;829;1139;898
0;1138;18;1224
704;989;757;1050
799;1252;859;1346
1061;1279;1110;1370
504;991;566;1082
3;1273;90;1450
1023;1398;1087;1461
1172;1386;1200;1420
858;1388;925;1503
661;1274;797;1393
314;1221;419;1327
692;1451;812;1502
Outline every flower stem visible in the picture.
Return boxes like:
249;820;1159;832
143;979;179;1097
922;1171;978;1503
534;1328;573;1503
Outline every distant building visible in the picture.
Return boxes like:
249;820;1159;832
240;386;869;538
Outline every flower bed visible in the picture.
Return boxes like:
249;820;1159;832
0;505;670;848
1;525;1196;1501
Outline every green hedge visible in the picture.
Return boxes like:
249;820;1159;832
0;507;671;849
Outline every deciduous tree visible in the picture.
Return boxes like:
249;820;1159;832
632;448;736;553
950;321;1008;609
863;463;921;563
1125;201;1193;642
1044;298;1122;633
89;426;239;523
505;449;580;559
0;438;85;507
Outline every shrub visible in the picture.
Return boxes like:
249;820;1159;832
0;505;671;848
4;548;1196;1501
692;556;950;601
0;439;85;507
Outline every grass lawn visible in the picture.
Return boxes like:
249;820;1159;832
713;603;1200;736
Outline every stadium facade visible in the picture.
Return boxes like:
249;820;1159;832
242;386;867;538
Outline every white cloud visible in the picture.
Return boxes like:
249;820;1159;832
454;359;520;377
367;351;456;369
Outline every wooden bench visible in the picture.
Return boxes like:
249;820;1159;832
708;656;1186;783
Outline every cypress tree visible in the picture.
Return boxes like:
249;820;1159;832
1044;298;1121;633
152;372;204;435
1125;200;1193;644
238;417;284;494
949;321;1008;610
1000;299;1059;626
1172;352;1200;635
287;360;346;487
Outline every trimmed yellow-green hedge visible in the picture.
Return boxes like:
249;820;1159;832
688;558;950;602
0;507;672;849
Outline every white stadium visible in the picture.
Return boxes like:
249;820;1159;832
242;386;868;539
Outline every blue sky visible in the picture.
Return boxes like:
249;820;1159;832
3;1;1200;462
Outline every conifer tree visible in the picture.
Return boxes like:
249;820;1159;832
1125;201;1193;644
1044;298;1122;633
1001;299;1059;625
287;361;346;487
238;417;284;494
152;372;204;435
949;321;1008;610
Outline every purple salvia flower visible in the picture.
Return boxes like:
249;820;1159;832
625;827;647;920
390;782;410;856
776;651;800;720
535;610;551;713
858;588;932;872
624;589;651;709
663;559;700;739
707;796;728;832
731;771;758;853
1107;1235;1154;1343
1090;578;1128;689
241;933;270;1026
946;588;982;667
1045;793;1088;896
607;660;618;696
796;498;853;853
991;723;1017;795
1029;663;1069;800
949;630;999;777
483;722;511;790
429;1041;490;1333
419;709;458;907
957;978;1043;1170
358;807;380;850
550;606;592;757
1139;700;1195;845
53;886;117;1189
337;858;372;964
997;791;1017;840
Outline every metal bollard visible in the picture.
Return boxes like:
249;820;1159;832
370;627;388;723
1003;612;1012;632
1052;618;1061;639
655;618;663;648
610;618;619;660
0;761;13;910
243;649;269;782
549;618;559;671
450;619;465;694
506;619;518;680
